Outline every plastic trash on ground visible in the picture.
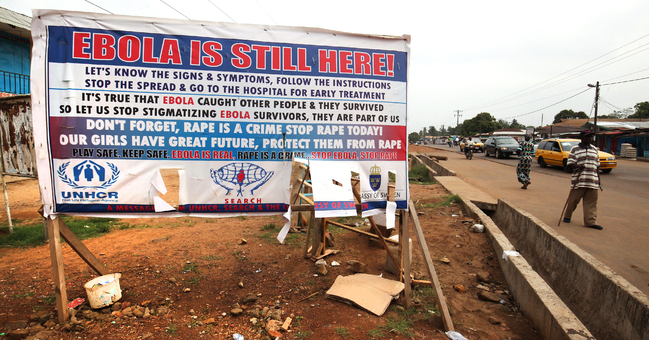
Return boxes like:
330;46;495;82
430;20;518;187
84;273;122;309
233;334;244;340
470;224;485;233
446;331;468;340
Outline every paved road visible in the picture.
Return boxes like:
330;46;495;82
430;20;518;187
411;144;649;295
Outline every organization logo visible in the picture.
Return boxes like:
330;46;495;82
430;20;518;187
57;160;120;189
369;164;382;192
210;162;274;197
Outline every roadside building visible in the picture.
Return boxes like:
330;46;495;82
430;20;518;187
537;118;649;159
0;6;31;96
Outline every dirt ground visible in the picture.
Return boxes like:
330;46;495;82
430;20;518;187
0;170;540;340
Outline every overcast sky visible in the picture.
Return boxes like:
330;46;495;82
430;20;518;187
3;0;648;133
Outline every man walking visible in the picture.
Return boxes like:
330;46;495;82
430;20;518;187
562;130;603;230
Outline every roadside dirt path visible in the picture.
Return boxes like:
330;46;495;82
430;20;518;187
0;172;539;339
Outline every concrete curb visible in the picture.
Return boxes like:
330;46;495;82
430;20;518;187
411;152;456;176
415;149;648;339
492;199;649;340
461;198;594;340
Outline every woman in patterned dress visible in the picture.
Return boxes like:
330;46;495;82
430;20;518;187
517;135;534;189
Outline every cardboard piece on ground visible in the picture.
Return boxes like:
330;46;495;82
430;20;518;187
326;274;404;316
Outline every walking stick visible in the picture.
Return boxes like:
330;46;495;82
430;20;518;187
558;167;583;226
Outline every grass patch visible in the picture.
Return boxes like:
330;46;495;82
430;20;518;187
283;233;301;247
421;194;462;209
294;330;313;339
335;326;350;338
165;321;178;336
13;292;34;299
233;251;246;262
262;223;277;230
0;216;122;248
409;164;436;184
416;286;440;315
189;275;203;285
42;294;56;304
385;313;415;337
182;263;198;273
367;327;384;339
437;194;462;207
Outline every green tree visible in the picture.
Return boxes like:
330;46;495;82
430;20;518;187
497;119;510;129
509;119;526;129
448;124;461;136
428;126;438;136
408;132;420;143
599;107;633;119
461;112;502;136
628;101;649;119
552;109;588;123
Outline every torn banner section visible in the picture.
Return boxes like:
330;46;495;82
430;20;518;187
309;161;357;218
151;169;175;212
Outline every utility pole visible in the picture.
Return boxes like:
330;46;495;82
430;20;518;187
588;82;600;133
454;110;463;129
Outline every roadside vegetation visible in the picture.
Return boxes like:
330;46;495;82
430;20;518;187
409;164;436;184
0;216;122;247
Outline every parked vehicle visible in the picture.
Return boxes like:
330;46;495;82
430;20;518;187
484;136;520;158
460;137;484;153
535;138;617;173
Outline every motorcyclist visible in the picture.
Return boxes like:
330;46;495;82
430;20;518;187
464;138;475;157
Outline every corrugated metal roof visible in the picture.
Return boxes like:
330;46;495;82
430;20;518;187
0;7;31;32
593;121;649;130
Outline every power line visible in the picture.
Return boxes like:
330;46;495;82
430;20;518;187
85;0;113;14
254;0;278;25
598;96;622;111
463;32;649;112
468;42;649;113
160;0;191;20
500;87;592;120
602;67;649;83
601;75;649;86
207;0;237;23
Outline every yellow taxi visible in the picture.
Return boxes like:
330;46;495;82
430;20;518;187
459;137;484;153
535;138;617;173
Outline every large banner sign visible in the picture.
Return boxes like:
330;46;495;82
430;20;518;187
31;10;410;217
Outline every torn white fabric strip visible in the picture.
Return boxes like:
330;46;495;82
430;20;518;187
277;206;292;243
150;169;167;195
386;201;397;229
153;196;176;212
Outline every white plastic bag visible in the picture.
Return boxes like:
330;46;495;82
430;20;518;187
446;331;468;340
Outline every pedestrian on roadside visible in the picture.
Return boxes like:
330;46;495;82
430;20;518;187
516;134;534;189
562;130;603;230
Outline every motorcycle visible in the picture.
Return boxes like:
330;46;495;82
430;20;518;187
465;146;473;160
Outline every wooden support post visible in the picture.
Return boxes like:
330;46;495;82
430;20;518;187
369;217;402;276
58;219;109;276
409;200;454;332
47;217;69;323
311;218;324;257
402;209;412;307
322;218;328;253
398;215;404;283
324;219;399;244
303;210;314;259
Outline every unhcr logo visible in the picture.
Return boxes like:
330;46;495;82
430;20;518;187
57;160;120;189
369;164;381;192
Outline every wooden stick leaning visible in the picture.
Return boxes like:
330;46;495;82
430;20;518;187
558;167;583;227
408;200;454;332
